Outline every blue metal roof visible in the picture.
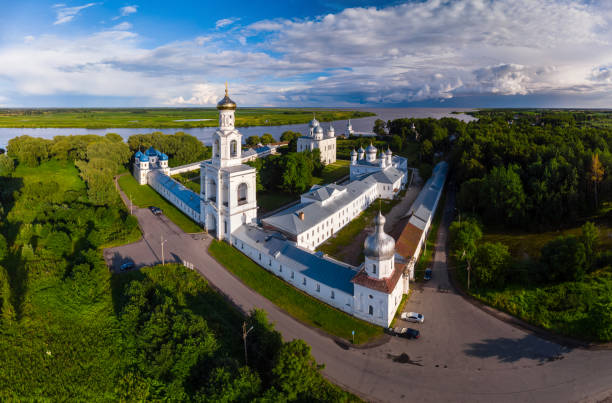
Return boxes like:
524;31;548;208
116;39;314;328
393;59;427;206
148;171;200;212
134;150;143;158
160;153;169;161
146;146;158;156
139;154;149;162
234;226;355;294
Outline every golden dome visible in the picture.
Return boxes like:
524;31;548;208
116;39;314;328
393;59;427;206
217;82;236;110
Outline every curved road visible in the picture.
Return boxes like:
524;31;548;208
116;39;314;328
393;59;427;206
105;190;612;402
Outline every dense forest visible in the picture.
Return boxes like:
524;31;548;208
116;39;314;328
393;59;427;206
126;132;211;167
382;110;612;341
0;133;353;400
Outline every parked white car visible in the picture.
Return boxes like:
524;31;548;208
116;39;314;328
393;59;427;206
401;312;424;323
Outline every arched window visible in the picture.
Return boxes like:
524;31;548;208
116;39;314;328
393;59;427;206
372;264;377;274
368;305;374;315
237;183;248;205
214;139;220;158
230;140;238;157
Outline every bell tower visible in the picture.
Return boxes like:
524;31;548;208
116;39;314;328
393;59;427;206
212;82;242;168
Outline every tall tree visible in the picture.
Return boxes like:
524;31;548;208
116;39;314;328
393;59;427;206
581;221;599;270
590;153;605;208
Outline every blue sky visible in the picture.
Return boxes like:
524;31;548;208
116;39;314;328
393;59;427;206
1;0;611;107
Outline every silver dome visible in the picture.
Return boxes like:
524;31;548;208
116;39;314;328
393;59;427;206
309;117;320;128
315;125;324;134
363;212;395;260
350;149;357;155
358;146;365;152
385;148;392;155
366;142;377;153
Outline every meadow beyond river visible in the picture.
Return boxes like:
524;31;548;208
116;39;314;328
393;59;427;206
0;108;475;150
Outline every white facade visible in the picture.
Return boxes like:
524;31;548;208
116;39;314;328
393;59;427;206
133;147;170;185
297;117;337;164
200;87;258;240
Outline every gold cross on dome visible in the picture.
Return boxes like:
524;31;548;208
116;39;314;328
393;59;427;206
225;81;228;96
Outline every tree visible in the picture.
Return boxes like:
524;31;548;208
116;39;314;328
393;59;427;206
590;153;605;208
246;136;260;147
281;153;313;194
449;218;482;263
420;139;433;162
261;133;274;145
540;236;587;282
0;234;7;261
581;221;599;270
373;119;386;136
482;164;526;226
280;131;300;142
472;242;511;288
0;154;15;176
589;300;612;341
271;339;323;401
391;135;402;151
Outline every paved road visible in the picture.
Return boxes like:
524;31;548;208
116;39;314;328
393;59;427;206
105;191;612;402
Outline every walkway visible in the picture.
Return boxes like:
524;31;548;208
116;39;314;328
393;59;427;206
105;182;612;403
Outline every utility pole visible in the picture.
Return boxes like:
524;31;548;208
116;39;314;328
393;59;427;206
161;235;167;265
242;321;253;366
467;260;471;290
129;193;133;215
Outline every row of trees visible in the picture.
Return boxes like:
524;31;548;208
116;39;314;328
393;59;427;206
127;132;211;166
450;219;606;288
114;267;352;401
245;133;275;147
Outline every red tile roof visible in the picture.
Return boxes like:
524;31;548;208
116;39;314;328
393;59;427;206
395;222;423;258
351;262;405;294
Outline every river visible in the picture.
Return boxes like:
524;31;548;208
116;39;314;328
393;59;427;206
0;108;476;150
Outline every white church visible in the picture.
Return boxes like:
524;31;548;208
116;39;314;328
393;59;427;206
297;117;337;164
131;87;446;327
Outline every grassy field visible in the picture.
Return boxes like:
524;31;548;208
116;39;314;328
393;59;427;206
318;197;400;263
0;108;374;128
257;192;298;215
483;222;612;260
208;240;383;344
312;159;351;185
12;159;86;193
117;174;202;233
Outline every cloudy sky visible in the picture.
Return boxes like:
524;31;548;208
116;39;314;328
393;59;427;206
1;0;611;107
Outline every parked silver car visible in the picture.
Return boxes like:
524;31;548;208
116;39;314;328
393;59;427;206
401;311;425;323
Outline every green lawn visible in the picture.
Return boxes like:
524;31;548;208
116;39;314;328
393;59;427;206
117;174;202;233
13;159;86;193
0;108;374;129
318;198;400;262
209;240;383;344
257;192;298;215
312;159;351;185
483;222;612;260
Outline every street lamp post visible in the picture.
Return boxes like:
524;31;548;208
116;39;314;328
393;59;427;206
242;321;254;366
161;235;167;265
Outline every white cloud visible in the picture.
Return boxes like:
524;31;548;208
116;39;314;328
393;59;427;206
120;5;138;16
3;1;612;106
24;35;35;43
53;3;97;25
215;18;240;29
167;83;222;105
112;22;133;31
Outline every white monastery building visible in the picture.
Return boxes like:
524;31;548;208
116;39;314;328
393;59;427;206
130;86;447;327
297;117;337;164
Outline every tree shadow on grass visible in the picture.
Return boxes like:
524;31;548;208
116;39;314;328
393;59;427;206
463;334;572;364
